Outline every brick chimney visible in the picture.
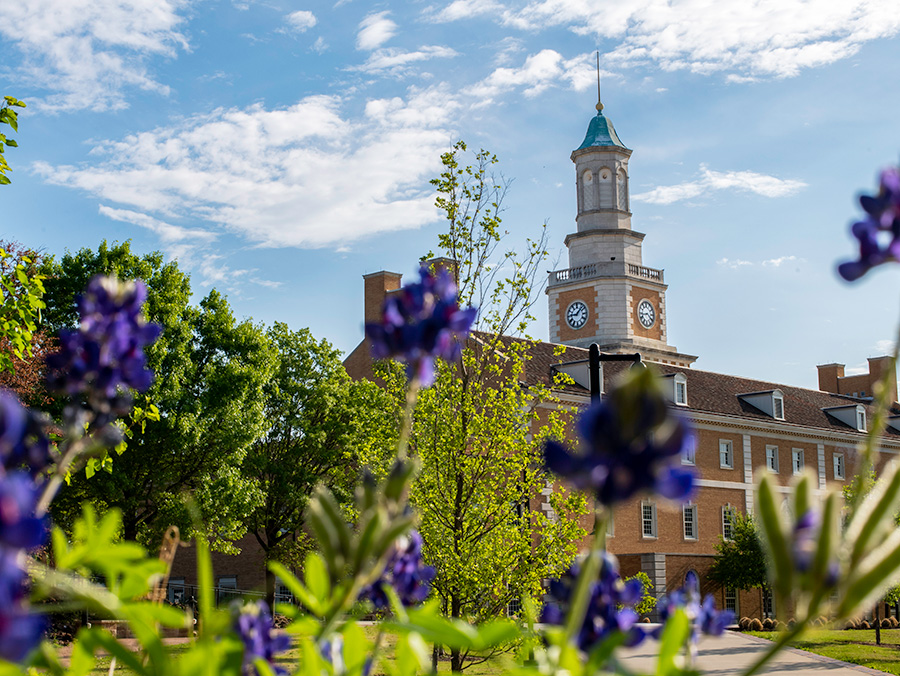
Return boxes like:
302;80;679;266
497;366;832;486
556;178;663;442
363;270;403;324
817;363;844;394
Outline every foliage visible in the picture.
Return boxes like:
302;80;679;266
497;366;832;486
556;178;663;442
708;512;768;592
241;322;396;607
0;96;25;186
626;572;657;617
369;142;590;671
0;241;46;376
42;241;275;549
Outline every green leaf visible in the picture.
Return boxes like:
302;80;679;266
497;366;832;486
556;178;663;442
756;475;792;602
304;551;331;604
656;608;689;676
269;561;324;617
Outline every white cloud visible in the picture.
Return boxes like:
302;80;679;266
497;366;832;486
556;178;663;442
99;205;217;262
353;46;458;74
312;37;328;53
467;49;596;103
36;89;460;250
0;0;189;112
762;255;798;267
874;339;895;355
717;258;753;269
462;0;900;80
633;165;806;205
357;11;397;50
432;0;504;22
286;10;317;32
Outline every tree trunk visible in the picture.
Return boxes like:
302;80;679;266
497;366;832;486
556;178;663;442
875;601;882;645
265;564;276;611
450;593;463;672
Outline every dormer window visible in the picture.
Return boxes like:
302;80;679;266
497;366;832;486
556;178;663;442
773;393;784;420
675;374;687;406
823;403;869;432
737;389;784;420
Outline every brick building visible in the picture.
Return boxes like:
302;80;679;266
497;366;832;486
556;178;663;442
345;96;900;620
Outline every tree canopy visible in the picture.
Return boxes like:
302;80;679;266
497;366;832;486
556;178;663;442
43;241;275;549
242;322;396;607
708;511;768;593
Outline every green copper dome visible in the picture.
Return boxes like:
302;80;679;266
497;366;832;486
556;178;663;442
576;111;628;151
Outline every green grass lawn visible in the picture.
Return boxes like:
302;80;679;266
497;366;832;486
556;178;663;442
747;629;900;675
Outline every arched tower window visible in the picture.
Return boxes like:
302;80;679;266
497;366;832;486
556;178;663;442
617;168;628;211
598;167;612;209
582;170;595;211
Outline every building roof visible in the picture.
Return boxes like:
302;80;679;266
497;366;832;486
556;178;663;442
576;111;629;151
494;333;900;440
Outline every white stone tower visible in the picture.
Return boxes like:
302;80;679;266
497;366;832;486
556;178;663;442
547;95;696;367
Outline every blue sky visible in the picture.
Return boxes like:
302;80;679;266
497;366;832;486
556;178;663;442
3;0;900;389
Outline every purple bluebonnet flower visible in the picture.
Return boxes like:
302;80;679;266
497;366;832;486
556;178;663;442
0;391;52;475
791;509;839;587
838;167;900;281
365;265;477;386
46;276;161;420
542;553;646;652
234;601;290;676
655;572;733;659
363;530;435;608
0;472;47;550
544;367;695;506
320;635;373;676
0;550;45;663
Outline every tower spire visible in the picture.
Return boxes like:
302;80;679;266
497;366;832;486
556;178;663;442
596;52;603;114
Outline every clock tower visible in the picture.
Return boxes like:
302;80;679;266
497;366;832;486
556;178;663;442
547;97;697;367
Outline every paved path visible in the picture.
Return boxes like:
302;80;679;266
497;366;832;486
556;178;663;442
618;631;889;676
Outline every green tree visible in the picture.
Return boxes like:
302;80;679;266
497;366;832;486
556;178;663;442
376;142;590;672
42;241;276;549
0;96;25;185
708;511;769;612
242;322;396;609
0;240;46;376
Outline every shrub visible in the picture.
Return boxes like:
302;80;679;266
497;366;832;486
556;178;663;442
762;618;774;630
749;618;764;631
739;617;751;631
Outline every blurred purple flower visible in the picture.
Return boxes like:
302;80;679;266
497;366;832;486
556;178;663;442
234;601;290;676
46;275;161;415
0;472;46;550
791;509;839;587
655;571;733;659
363;530;435;608
0;391;52;475
541;553;646;652
544;368;695;506
365;265;477;386
320;635;373;676
0;551;45;663
839;167;900;281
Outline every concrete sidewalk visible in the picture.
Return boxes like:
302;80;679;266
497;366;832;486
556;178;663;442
617;630;890;675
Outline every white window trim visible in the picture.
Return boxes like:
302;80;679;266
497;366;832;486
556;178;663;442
766;445;779;473
724;587;739;615
722;505;735;541
773;393;785;420
834;452;845;480
641;502;657;539
682;437;696;466
792;448;804;476
683;503;698;541
674;374;688;406
719;439;733;469
857;408;867;432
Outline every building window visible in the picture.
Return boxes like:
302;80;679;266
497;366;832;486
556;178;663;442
773;395;784;420
642;502;657;538
606;514;615;538
725;587;739;615
766;445;779;473
683;503;698;540
762;589;775;619
719;440;733;469
682;437;696;465
216;575;238;606
792;449;804;475
507;593;522;617
168;577;186;604
858;409;867;432
675;379;687;406
722;505;735;541
834;452;845;480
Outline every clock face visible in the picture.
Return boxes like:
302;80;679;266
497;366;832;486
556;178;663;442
637;299;656;328
566;300;589;330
